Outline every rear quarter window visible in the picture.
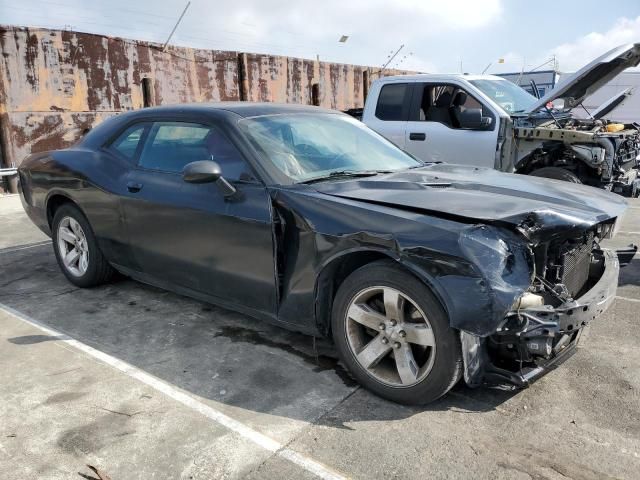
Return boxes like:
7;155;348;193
109;124;147;160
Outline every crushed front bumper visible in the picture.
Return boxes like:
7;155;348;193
462;249;620;388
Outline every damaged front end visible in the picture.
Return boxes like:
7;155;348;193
461;221;621;388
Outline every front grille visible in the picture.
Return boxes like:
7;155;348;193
560;232;593;298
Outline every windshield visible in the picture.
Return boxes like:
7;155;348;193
238;113;422;183
470;78;539;114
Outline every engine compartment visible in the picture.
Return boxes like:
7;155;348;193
483;222;615;382
513;115;640;195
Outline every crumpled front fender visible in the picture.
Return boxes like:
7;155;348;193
401;224;533;337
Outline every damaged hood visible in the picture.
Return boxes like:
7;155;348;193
525;43;640;114
314;164;627;241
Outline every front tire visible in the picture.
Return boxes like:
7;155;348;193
530;166;582;183
331;260;462;405
52;203;115;287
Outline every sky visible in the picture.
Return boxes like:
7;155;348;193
1;0;640;74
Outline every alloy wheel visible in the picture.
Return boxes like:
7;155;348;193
345;286;436;387
57;216;89;277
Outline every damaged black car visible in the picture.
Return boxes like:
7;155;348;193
18;103;629;404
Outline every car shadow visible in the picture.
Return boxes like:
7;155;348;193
618;257;640;287
0;246;521;429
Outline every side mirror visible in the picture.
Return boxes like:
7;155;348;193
183;160;221;183
183;160;237;197
457;108;483;129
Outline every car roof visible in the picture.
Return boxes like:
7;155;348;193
128;102;340;118
372;73;505;83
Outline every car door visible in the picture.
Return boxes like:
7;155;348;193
404;83;499;167
362;81;413;149
120;119;277;315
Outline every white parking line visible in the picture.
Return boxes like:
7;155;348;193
616;295;640;304
0;241;50;253
0;303;347;480
618;231;640;236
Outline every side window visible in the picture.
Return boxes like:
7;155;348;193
138;122;253;180
414;83;493;130
375;83;409;121
109;124;147;160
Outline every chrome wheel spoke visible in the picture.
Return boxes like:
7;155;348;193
79;251;89;272
383;287;403;322
69;218;82;237
356;334;392;369
348;302;387;330
403;323;435;347
394;343;419;385
65;248;80;266
59;227;77;244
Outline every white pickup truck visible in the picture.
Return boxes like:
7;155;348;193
358;44;640;196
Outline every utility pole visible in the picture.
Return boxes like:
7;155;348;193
162;1;191;51
381;44;404;71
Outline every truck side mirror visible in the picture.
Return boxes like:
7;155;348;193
457;108;483;129
457;108;493;130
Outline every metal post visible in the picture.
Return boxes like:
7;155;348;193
0;116;17;193
162;1;191;52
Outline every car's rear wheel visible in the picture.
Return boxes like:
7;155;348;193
52;203;115;287
332;260;462;405
530;166;582;183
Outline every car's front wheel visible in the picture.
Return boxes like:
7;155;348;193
52;203;115;287
332;260;462;405
530;166;582;183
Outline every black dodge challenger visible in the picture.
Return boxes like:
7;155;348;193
18;103;628;404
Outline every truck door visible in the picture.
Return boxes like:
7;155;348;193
362;81;413;149
404;83;499;168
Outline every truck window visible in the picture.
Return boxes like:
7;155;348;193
412;84;494;130
375;83;410;121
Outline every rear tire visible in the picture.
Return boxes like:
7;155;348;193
52;203;115;288
331;260;462;405
530;166;582;183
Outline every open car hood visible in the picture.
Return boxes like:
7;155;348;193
525;43;640;114
314;164;627;242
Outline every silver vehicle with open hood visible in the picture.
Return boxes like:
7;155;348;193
360;43;640;196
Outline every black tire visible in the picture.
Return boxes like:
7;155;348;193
530;167;582;183
331;260;462;405
52;203;115;287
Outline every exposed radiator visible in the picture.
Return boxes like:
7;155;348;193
561;232;594;298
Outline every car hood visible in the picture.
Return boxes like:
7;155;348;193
525;43;640;114
313;164;627;242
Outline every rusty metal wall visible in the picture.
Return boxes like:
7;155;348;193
0;25;412;172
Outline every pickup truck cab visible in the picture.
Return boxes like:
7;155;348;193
361;44;640;196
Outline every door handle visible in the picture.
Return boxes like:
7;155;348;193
409;132;426;141
127;181;143;193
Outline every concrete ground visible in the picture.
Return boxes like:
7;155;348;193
0;193;639;480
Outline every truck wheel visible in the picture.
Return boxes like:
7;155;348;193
331;260;462;405
530;167;582;183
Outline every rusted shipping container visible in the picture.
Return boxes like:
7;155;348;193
0;25;412;192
